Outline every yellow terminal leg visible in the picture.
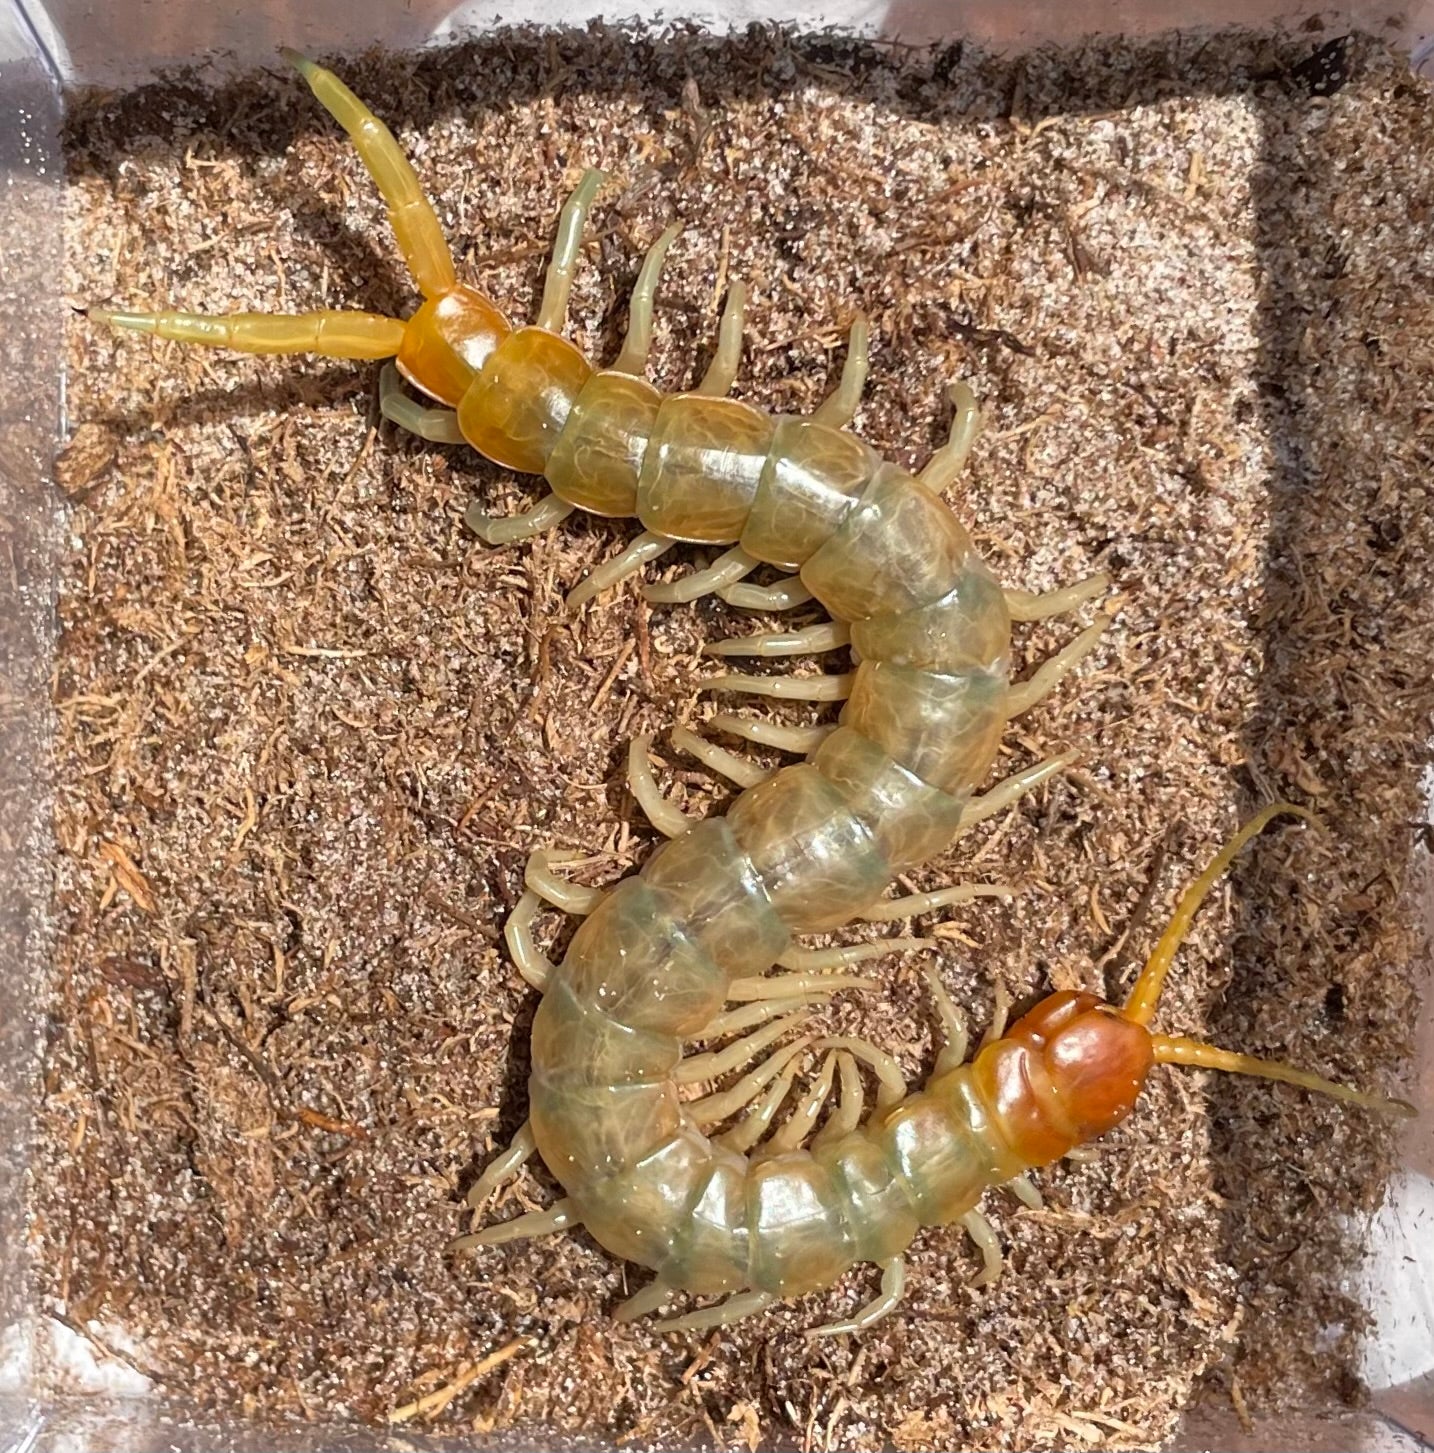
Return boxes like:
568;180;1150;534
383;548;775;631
89;307;405;359
281;49;457;298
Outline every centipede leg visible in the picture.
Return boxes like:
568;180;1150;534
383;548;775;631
653;1289;777;1334
704;621;851;658
1008;1174;1044;1210
643;546;759;605
812;314;871;429
670;725;771;789
612;223;682;376
778;938;931;972
505;891;554;992
674;1014;812;1084
453;1197;578;1249
718;576;815;612
1005;572;1109;621
726;972;876;1001
535;169;606;333
961;1208;1004;1287
466;1122;537;1209
959;753;1076;831
978;982;1012;1049
627;734;699;838
525;849;603;915
379;362;467;443
807;1257;906;1339
861;881;1013;922
466;494;575;547
702;997;820;1041
614;1280;676;1323
919;962;969;1075
708;714;835;756
705;670;855;701
282;50;456;298
1006;619;1109;716
811;1050;863;1149
766;1051;839;1153
688;1039;813;1127
695;282;748;397
812;1034;906;1106
567;531;675;608
918;382;981;493
718;1060;801;1153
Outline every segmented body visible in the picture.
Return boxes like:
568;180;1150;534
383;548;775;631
95;53;1409;1336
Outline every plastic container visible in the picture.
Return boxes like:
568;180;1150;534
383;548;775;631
2;3;1431;1449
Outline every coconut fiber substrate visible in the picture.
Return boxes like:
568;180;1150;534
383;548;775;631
40;22;1434;1452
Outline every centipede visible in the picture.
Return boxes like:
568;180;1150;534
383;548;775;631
91;51;1415;1338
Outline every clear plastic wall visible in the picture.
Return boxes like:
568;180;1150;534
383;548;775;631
2;2;1432;1449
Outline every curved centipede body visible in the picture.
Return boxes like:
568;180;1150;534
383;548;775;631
93;52;1414;1339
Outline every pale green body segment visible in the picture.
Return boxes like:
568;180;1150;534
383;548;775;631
531;394;1018;1297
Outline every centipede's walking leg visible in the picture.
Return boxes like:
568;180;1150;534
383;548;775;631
467;495;577;546
959;752;1076;831
695;283;748;397
567;532;675;608
687;1039;813;1128
808;1257;906;1339
718;575;816;612
718;1060;801;1152
454;1198;579;1249
643;546;760;604
812;315;871;429
653;1289;777;1334
627;734;700;837
670;725;772;788
524;850;603;915
674;1016;812;1084
766;1051;840;1153
777;938;930;972
860;881;1013;923
1005;572;1109;621
960;1208;1004;1286
918;382;981;492
726;971;876;1001
702;997;827;1041
535;169;606;333
612;224;682;376
811;1050;863;1149
919;962;970;1075
705;671;855;702
708;715;835;756
379;362;466;443
704;621;851;658
465;1123;538;1210
614;1280;677;1323
504;891;555;991
812;1034;907;1107
1006;619;1108;716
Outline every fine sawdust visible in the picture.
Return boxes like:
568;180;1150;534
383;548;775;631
42;23;1434;1451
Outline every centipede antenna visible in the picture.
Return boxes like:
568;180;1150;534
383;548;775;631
1151;1034;1415;1117
1122;801;1312;1028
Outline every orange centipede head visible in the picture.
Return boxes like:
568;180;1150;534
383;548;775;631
1006;990;1155;1141
995;803;1414;1163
